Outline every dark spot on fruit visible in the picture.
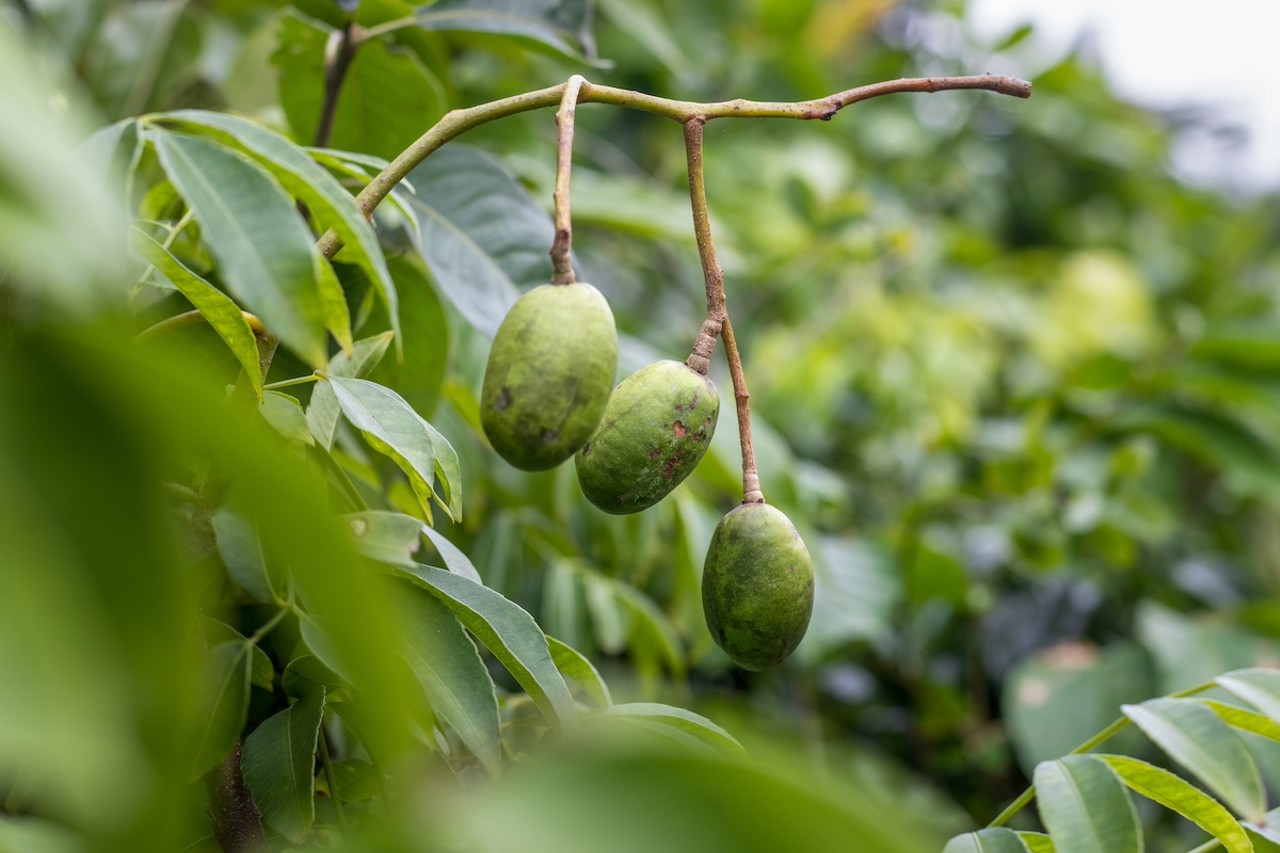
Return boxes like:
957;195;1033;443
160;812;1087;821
495;387;511;411
581;443;592;456
542;429;558;444
673;420;688;437
663;455;681;478
689;390;699;409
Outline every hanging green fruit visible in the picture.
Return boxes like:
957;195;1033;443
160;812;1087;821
481;282;618;471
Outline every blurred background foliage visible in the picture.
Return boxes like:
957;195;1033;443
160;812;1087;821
3;0;1280;851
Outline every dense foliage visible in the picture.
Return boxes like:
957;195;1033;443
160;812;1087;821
3;1;1280;851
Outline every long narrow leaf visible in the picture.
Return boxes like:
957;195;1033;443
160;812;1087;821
1218;669;1280;722
1200;698;1280;744
329;376;460;519
391;584;502;775
307;332;394;450
1100;754;1254;853
149;128;328;366
598;703;744;756
547;636;611;708
190;641;252;779
1034;756;1140;853
241;686;327;842
132;230;264;399
1123;698;1265;821
394;565;576;732
161;111;400;344
942;828;1037;853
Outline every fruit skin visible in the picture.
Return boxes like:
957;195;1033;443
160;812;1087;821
701;503;814;670
481;282;618;471
575;360;719;514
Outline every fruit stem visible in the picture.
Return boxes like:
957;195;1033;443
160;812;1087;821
550;75;587;285
315;74;1030;261
683;119;762;504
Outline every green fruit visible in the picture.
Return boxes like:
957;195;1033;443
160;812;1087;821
575;360;719;514
701;503;814;670
481;282;617;471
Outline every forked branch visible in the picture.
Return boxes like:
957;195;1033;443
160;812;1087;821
316;73;1030;261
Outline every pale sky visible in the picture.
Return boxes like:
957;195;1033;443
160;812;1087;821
966;0;1280;193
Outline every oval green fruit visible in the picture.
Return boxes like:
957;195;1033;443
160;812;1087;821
702;503;814;670
481;282;618;471
575;360;719;514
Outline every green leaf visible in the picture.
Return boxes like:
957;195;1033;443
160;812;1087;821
306;147;421;235
404;144;555;338
598;704;745;757
391;582;502;775
317;758;380;802
546;636;612;708
190;641;252;779
132;229;264;400
1033;756;1140;853
307;332;395;450
159;110;400;345
149;128;329;366
329;376;461;521
211;508;279;603
260;391;315;445
408;0;598;62
1218;669;1280;722
241;686;327;842
1123;697;1266;821
200;618;273;691
346;510;424;566
1017;833;1055;853
313;252;355;355
394;565;577;732
274;11;445;160
366;255;449;421
1100;754;1254;853
943;828;1037;853
421;524;483;583
1200;698;1280;744
281;655;342;702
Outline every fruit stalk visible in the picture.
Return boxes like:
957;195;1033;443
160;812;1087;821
550;75;587;285
683;119;762;503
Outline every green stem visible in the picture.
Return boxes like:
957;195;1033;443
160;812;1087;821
264;374;321;391
133;208;195;296
316;73;1030;261
987;679;1218;828
246;606;289;646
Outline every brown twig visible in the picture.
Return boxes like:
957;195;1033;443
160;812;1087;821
550;75;587;284
316;74;1030;261
682;119;761;504
315;22;365;148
